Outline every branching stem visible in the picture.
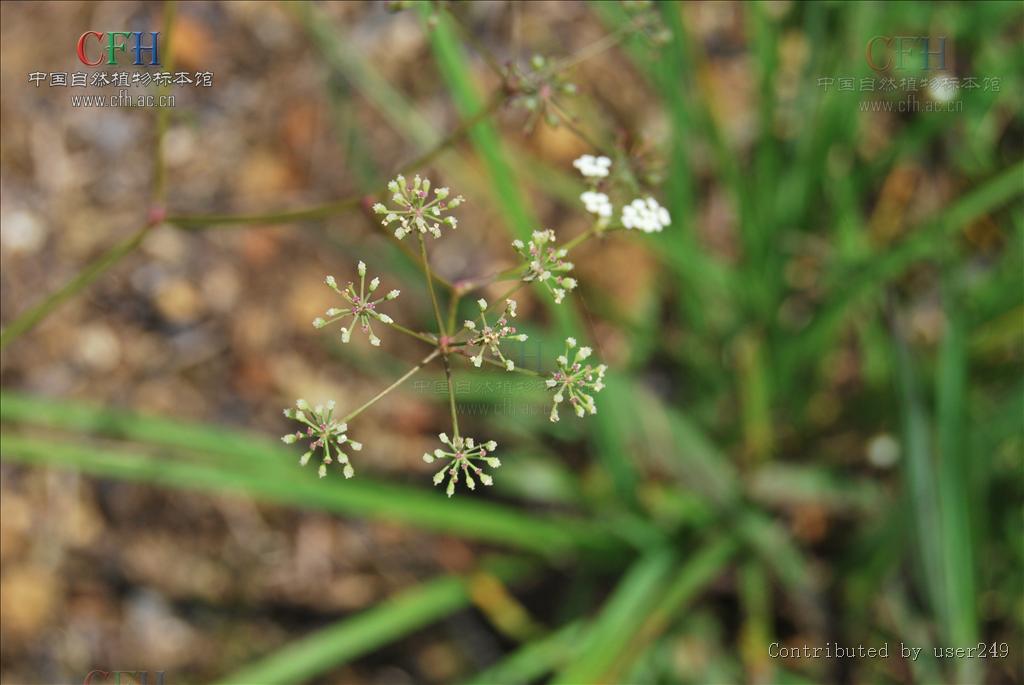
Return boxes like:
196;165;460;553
342;348;441;423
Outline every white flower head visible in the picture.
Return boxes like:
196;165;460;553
572;154;612;179
282;399;360;478
546;338;607;422
580;191;613;218
465;298;527;370
423;434;501;497
621;197;671;233
374;174;464;240
512;229;577;305
317;261;400;346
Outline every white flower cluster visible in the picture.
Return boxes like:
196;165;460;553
373;174;464;240
282;399;362;478
316;261;400;346
464;298;528;371
546;337;607;422
581;190;612;218
621;197;671;233
573;154;612;178
513;229;577;304
572;153;671;232
423;433;501;497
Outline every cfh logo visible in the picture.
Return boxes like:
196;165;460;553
84;670;166;685
866;36;950;72
76;31;160;66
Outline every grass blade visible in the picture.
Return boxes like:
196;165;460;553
217;558;535;685
0;225;150;349
603;539;738;682
552;549;677;684
782;161;1024;381
936;279;979;684
418;5;535;243
0;429;620;558
0;391;291;473
892;320;946;625
462;621;583;685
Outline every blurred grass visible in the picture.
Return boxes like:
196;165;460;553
462;621;583;685
216;557;536;685
0;393;622;558
936;278;980;685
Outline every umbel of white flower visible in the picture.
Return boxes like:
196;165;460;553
581;190;613;218
464;298;528;371
315;261;400;347
621;197;671;233
513;229;578;304
573;154;612;178
282;399;362;478
373;174;464;240
546;337;607;422
423;433;501;497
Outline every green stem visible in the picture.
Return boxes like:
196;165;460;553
486;282;527;316
455;350;542;377
417;234;460;437
446;291;461;333
442;353;460;439
168;197;363;228
549;99;611;156
562;224;601;252
419;234;447;337
442;5;506;81
342;349;441;423
0;225;152;349
544;21;636;77
166;95;504;231
382;320;437;346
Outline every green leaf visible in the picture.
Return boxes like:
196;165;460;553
936;279;980;684
552;549;677;684
0;411;614;557
217;557;535;685
462;621;583;685
892;326;946;623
